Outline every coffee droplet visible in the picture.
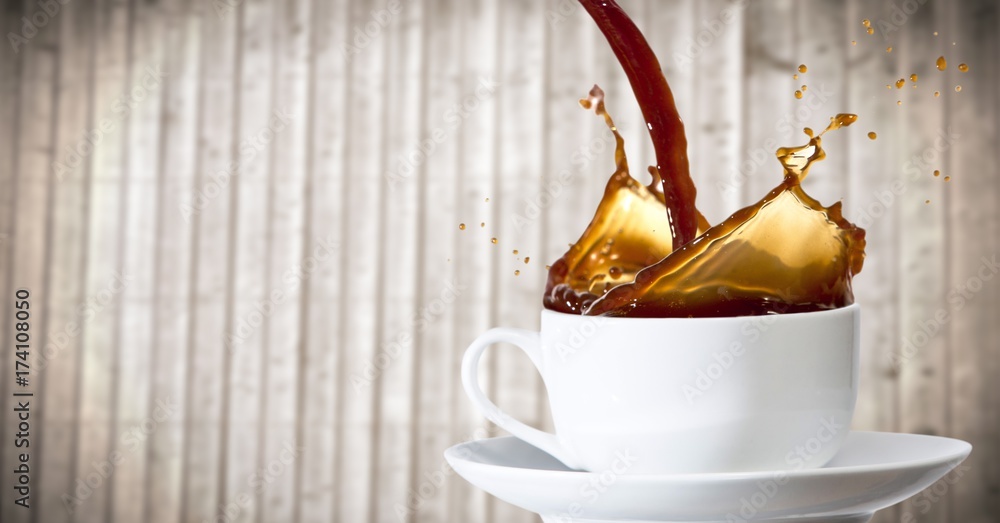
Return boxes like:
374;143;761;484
795;90;804;99
895;78;906;89
933;170;941;177
925;199;931;204
910;74;918;82
886;84;892;89
933;31;939;36
544;265;551;271
944;176;951;181
867;27;874;35
480;222;485;227
459;223;466;230
609;266;622;278
886;46;893;53
862;19;871;27
798;64;808;73
934;91;941;97
485;197;490;202
897;100;903;105
936;56;947;70
958;63;969;72
793;74;799;80
831;113;858;128
801;85;808;91
512;249;519;254
491;237;498;244
514;270;520;276
524;256;530;264
868;132;877;140
955;85;962;92
851;40;857;46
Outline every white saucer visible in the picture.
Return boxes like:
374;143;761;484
445;431;970;523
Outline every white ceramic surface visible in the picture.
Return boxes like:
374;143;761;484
444;431;971;523
462;305;860;473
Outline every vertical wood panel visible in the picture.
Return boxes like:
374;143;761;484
181;2;236;521
0;0;57;521
374;0;421;521
689;0;744;222
221;0;271;521
144;2;194;522
35;1;95;521
947;1;998;521
110;0;165;520
0;0;20;302
73;0;129;521
259;0;311;520
989;4;1000;515
449;0;500;521
0;12;20;483
146;1;199;522
335;0;387;519
411;0;463;521
297;0;347;520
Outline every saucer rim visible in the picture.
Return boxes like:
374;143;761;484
444;431;972;483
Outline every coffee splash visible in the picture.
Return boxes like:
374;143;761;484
543;0;866;317
542;87;707;313
586;116;866;317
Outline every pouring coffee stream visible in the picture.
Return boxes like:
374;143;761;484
543;0;866;317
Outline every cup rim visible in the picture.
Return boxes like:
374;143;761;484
541;302;860;323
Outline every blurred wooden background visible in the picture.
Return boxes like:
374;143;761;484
1;0;998;522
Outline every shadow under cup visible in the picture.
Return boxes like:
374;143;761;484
461;303;860;474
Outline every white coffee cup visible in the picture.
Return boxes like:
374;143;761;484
462;304;859;474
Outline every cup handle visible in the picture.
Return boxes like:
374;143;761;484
461;327;582;469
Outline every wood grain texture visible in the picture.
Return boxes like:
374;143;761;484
220;0;271;519
297;0;348;520
179;1;237;521
73;0;132;522
145;1;200;522
336;0;387;520
689;0;745;222
34;1;95;522
412;1;456;523
946;1;999;522
109;0;163;519
258;0;310;520
0;2;997;523
0;0;57;521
